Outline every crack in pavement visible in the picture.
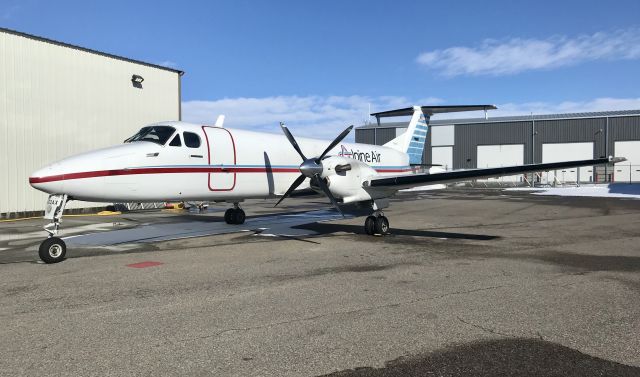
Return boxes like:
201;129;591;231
456;316;517;339
171;285;505;344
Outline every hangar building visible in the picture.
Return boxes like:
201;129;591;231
0;28;183;218
356;110;640;184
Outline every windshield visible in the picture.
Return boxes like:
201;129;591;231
124;126;176;145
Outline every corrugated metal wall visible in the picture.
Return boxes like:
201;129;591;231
355;129;375;144
453;121;533;169
0;31;181;215
609;116;640;154
375;128;397;145
355;127;398;145
534;118;607;162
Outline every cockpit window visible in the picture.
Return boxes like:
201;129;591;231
169;134;182;147
183;132;201;148
125;126;176;145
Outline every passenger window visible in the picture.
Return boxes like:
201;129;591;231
169;134;182;147
184;132;201;148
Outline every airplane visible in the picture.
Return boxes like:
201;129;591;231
29;105;625;264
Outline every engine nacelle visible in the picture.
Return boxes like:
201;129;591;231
319;156;384;204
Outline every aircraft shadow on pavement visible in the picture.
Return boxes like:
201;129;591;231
294;223;499;241
608;183;640;195
482;250;640;274
319;338;639;377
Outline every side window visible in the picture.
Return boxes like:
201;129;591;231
169;134;182;147
184;132;201;148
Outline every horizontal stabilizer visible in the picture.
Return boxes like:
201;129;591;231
371;105;497;118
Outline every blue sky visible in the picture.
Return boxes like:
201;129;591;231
2;0;640;138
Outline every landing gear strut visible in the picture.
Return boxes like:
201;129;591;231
39;194;68;263
364;212;389;236
224;203;245;225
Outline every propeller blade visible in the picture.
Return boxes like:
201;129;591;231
318;125;354;161
274;174;307;207
279;122;307;161
314;175;344;217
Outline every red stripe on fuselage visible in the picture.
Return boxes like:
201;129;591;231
29;166;411;184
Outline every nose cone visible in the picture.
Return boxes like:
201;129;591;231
29;142;148;197
300;159;324;177
29;163;64;194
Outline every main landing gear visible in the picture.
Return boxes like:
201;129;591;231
364;212;389;236
224;203;246;225
39;194;68;264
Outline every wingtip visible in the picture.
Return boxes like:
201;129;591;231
609;156;627;163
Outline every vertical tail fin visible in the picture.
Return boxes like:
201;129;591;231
381;106;429;164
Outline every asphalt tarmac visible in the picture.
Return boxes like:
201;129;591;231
1;188;639;376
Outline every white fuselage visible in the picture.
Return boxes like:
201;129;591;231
29;122;411;203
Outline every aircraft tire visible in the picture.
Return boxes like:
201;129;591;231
224;209;235;224
233;209;246;225
39;237;66;264
375;216;389;235
364;216;376;235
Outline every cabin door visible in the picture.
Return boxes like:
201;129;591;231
204;127;236;191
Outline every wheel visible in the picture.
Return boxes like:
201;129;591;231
39;237;66;264
224;208;235;224
364;216;376;235
233;208;246;224
374;216;389;235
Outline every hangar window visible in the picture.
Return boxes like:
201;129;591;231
169;134;182;147
184;132;201;148
125;126;176;145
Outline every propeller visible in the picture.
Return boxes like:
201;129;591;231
275;122;354;216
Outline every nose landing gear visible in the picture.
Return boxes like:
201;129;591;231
224;203;246;225
39;194;68;263
39;237;66;264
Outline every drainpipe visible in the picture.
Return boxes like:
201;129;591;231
531;117;536;187
605;117;609;182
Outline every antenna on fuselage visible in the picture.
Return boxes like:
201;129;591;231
215;115;225;128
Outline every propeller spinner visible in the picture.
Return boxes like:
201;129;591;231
275;123;354;216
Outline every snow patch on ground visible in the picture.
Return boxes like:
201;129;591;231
400;184;447;192
505;184;640;199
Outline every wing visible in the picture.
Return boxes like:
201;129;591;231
367;157;625;190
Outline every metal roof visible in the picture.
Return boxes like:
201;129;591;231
0;27;184;75
356;109;640;129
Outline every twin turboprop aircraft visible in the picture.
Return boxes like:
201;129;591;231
29;105;624;263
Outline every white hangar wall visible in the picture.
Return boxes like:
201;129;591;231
0;29;182;216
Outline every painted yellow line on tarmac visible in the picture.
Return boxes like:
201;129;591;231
0;211;122;222
0;216;43;222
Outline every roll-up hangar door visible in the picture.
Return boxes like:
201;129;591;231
542;142;593;184
614;141;640;183
432;147;453;170
431;125;454;170
476;144;524;182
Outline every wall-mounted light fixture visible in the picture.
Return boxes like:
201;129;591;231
131;74;144;84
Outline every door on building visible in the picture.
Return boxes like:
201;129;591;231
203;127;236;191
614;141;640;183
431;146;453;171
476;144;524;182
542;142;593;184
